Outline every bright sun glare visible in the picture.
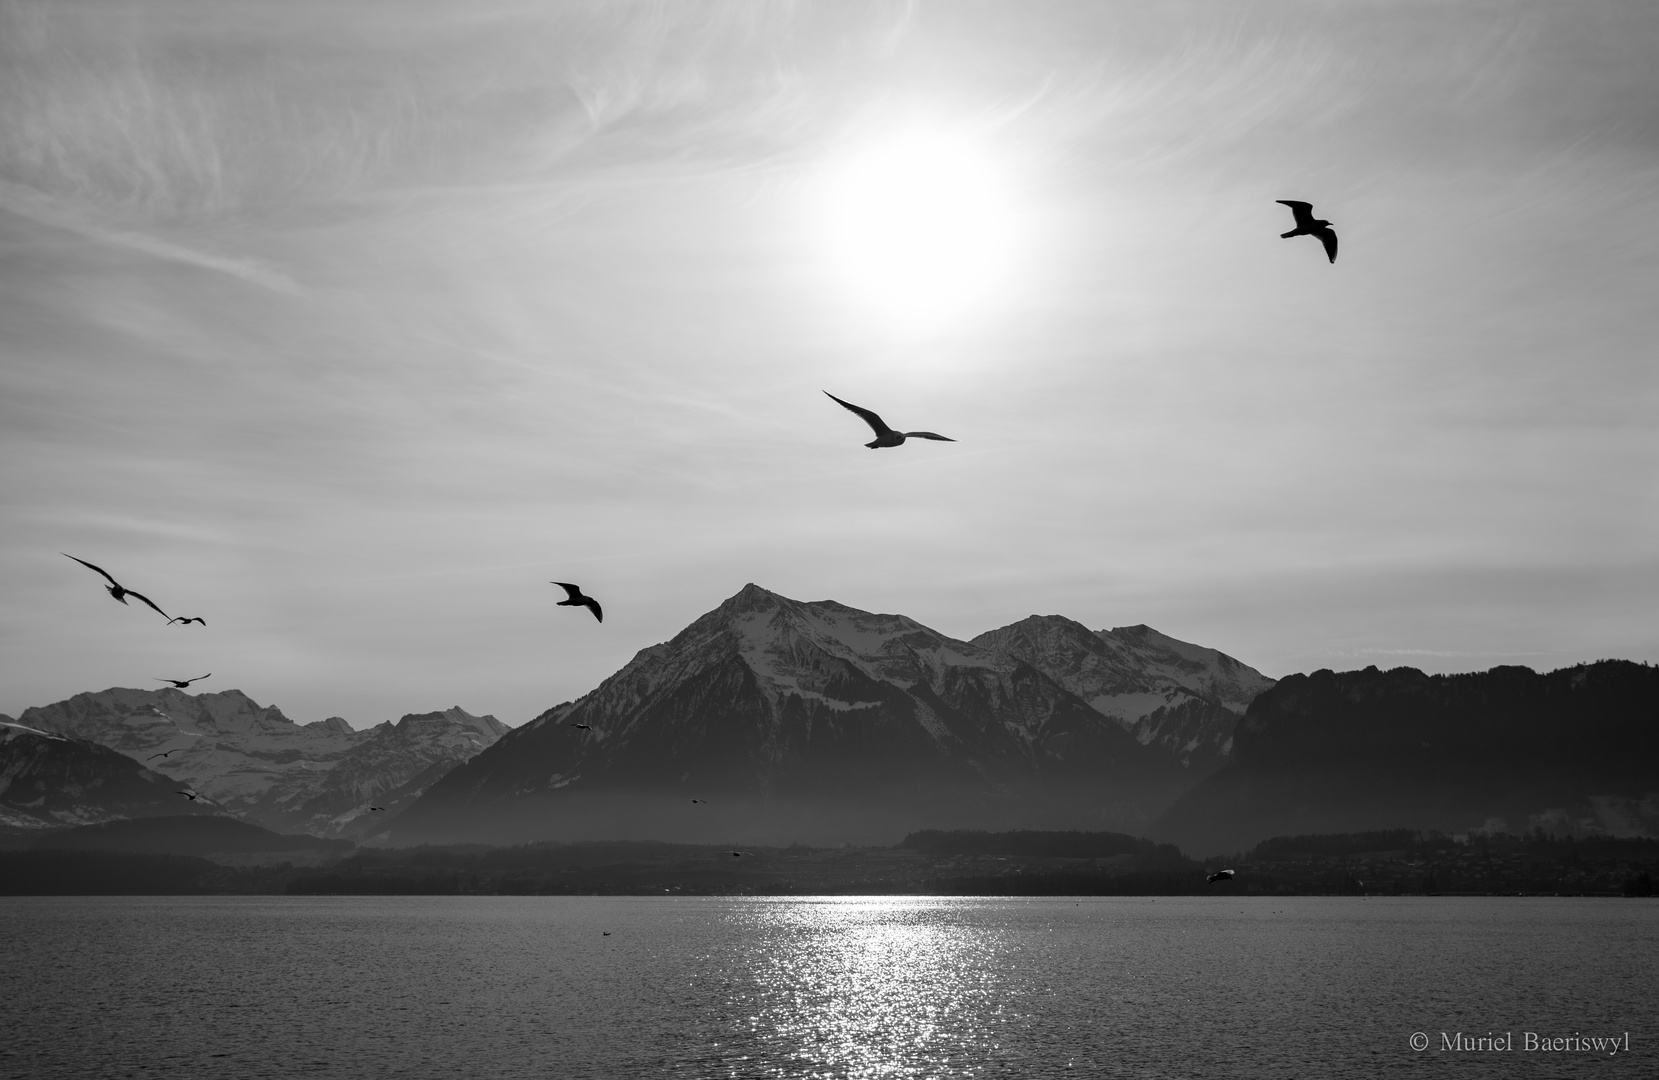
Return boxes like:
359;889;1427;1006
814;128;1023;330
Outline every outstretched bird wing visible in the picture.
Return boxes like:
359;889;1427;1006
124;589;171;620
824;392;893;438
1276;199;1316;228
552;582;583;601
62;553;121;588
584;598;603;623
1312;225;1338;263
903;432;956;442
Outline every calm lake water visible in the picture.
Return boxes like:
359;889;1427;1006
1;895;1653;1079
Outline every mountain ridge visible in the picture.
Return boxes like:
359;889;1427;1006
388;584;1255;846
1151;660;1659;856
19;689;508;838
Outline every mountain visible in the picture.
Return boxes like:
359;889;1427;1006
970;616;1274;771
389;584;1193;847
1151;661;1659;856
1;720;219;836
281;707;512;840
19;690;508;837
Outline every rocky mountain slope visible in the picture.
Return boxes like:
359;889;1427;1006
970;616;1274;770
19;690;507;837
2;720;217;835
1151;661;1659;856
390;585;1195;846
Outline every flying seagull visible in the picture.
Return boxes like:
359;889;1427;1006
1276;200;1337;263
155;674;211;688
690;798;708;805
551;582;603;623
168;616;207;626
367;806;385;812
729;850;752;858
175;789;211;803
1207;869;1236;884
569;722;592;730
147;748;186;760
62;554;171;620
823;392;955;450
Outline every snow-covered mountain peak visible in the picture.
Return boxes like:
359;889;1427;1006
695;587;1006;705
1099;624;1276;714
16;688;508;837
970;616;1276;769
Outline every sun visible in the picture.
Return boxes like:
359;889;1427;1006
811;127;1024;331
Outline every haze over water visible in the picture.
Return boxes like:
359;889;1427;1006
3;895;1653;1078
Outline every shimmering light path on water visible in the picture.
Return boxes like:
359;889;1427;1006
2;895;1653;1078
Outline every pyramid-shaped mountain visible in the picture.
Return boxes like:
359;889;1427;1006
971;616;1275;770
390;585;1196;846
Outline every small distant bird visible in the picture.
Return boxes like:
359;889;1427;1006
1207;869;1236;884
1276;200;1338;263
690;798;708;805
62;554;171;620
569;722;592;730
824;392;955;450
551;582;603;623
167;616;206;626
367;806;385;812
729;850;751;858
147;748;186;760
175;789;211;803
155;674;211;688
602;931;611;936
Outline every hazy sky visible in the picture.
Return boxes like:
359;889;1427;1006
3;0;1656;728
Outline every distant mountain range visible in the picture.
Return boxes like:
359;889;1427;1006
1152;661;1659;856
21;586;1644;860
11;690;508;839
387;584;1274;846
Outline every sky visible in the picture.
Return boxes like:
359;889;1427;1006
3;0;1656;729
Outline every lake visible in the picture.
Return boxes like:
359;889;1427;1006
1;895;1653;1078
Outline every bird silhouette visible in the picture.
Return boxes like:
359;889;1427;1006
551;582;603;623
147;748;186;760
175;789;211;803
569;722;592;730
155;674;211;688
824;392;955;449
729;850;752;858
690;798;708;805
167;616;207;626
1276;200;1337;262
1207;869;1236;884
602;931;611;936
62;554;171;620
367;806;385;812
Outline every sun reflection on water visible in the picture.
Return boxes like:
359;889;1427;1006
723;897;1018;1078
